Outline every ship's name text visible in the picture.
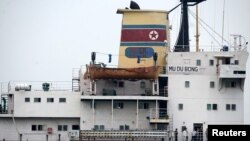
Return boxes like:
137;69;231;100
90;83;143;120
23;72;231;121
168;66;199;72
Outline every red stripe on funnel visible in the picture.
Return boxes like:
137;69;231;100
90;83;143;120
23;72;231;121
121;29;166;42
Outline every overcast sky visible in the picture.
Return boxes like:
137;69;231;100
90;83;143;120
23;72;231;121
0;0;249;123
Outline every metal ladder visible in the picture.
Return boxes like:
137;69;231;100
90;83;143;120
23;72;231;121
72;68;80;92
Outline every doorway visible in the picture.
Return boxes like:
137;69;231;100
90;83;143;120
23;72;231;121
193;123;203;141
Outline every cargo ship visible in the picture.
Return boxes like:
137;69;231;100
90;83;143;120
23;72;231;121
0;0;248;141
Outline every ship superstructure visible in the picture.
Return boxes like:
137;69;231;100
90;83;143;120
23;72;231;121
0;1;248;141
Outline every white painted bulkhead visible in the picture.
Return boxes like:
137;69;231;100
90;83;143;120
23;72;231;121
0;50;248;141
167;51;248;140
0;91;82;141
80;100;160;130
0;118;80;141
12;91;81;117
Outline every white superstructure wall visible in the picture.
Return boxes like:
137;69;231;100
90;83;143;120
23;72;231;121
0;118;80;141
12;91;81;117
167;51;248;140
80;100;157;130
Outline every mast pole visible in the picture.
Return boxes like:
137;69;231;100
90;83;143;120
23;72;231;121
195;4;199;52
221;0;225;46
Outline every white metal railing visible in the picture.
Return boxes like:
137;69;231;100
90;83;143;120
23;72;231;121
80;130;168;138
158;87;168;97
72;68;80;80
91;87;168;97
149;108;168;120
1;81;73;92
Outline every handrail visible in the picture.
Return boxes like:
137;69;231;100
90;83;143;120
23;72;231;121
149;108;168;119
1;81;74;92
80;130;168;138
72;68;80;79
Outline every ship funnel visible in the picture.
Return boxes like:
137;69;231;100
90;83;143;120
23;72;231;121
117;8;169;69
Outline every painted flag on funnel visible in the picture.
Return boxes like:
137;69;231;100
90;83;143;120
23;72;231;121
120;25;167;46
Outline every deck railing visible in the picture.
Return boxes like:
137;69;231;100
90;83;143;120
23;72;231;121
149;108;168;120
80;130;168;139
1;81;73;93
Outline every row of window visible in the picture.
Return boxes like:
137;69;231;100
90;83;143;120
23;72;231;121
91;102;149;109
113;81;124;88
194;59;239;66
112;81;146;88
93;125;129;131
31;124;79;131
185;81;237;88
178;103;237;111
25;97;66;103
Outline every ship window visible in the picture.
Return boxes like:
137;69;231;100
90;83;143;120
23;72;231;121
226;104;236;111
63;125;68;131
125;125;129;130
212;104;217;110
118;81;124;87
185;81;190;88
140;81;146;88
94;125;98;130
72;125;80;130
31;125;45;131
207;104;212;111
232;104;236;111
226;104;231;110
233;71;246;74
100;125;105;130
178;104;183;110
196;60;201;66
58;125;67;131
59;98;66;103
222;58;231;65
58;125;62;131
38;125;44;131
139;102;149;109
119;125;124;130
114;102;124;109
25;97;30;102
234;60;239;65
94;125;104;130
47;98;54;103
113;81;118;87
34;98;41;103
120;125;129;130
210;81;215;88
209;60;214;66
32;125;37;131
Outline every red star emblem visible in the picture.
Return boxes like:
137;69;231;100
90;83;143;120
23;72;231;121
149;30;159;40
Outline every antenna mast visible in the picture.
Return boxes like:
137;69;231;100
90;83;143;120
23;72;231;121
221;0;225;46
